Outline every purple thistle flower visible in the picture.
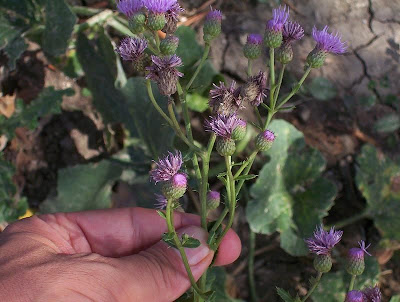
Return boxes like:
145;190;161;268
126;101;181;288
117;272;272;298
283;21;304;43
247;33;263;45
116;37;147;61
363;286;381;302
312;26;347;54
262;130;275;141
206;8;222;21
205;114;242;139
209;81;243;115
207;191;220;201
146;55;183;95
267;5;290;32
150;151;183;183
163;2;184;33
117;0;143;17
359;240;372;256
155;194;168;209
144;0;177;14
345;291;366;302
305;225;343;255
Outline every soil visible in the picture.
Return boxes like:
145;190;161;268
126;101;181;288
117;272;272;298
1;0;400;300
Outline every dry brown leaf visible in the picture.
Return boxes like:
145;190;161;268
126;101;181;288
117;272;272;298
0;94;16;118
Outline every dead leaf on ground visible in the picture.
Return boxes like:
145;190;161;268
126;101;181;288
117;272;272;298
0;94;16;118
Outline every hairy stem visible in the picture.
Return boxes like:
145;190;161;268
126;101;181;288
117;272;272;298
247;59;253;77
274;65;286;105
235;153;257;196
234;151;258;179
301;272;323;302
186;44;211;92
146;80;174;127
348;275;357;292
254;107;264;128
269;48;276;101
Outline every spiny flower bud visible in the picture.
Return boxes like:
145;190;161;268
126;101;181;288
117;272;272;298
162;172;187;200
129;12;146;34
207;191;220;210
243;34;263;60
144;0;176;31
203;8;222;43
345;291;365;302
255;130;275;151
115;37;148;71
209;81;243;115
146;55;183;95
232;119;247;141
363;286;381;302
147;13;166;31
241;71;267;106
346;240;371;276
216;137;236;156
163;3;184;34
160;35;179;55
313;254;332;273
276;42;293;64
264;6;289;49
306;26;347;68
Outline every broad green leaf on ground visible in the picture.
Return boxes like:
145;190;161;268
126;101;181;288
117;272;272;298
246;120;337;256
39;160;122;213
0;0;38;19
312;257;380;302
42;0;77;56
186;93;209;112
175;26;218;94
3;36;27;70
0;155;28;223
0;87;74;139
77;30;173;157
121;78;175;157
207;267;244;302
356;145;400;240
390;295;400;302
308;77;337;101
373;114;400;133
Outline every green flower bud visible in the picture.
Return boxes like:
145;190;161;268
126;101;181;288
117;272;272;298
314;254;332;273
276;42;293;64
216;137;236;156
162;173;187;200
147;13;166;31
129;12;146;34
306;48;327;68
160;35;180;55
232;120;247;141
255;130;275;151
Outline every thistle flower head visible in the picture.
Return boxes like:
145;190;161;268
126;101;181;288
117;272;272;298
267;5;289;32
205;114;242;139
242;71;267;106
144;0;176;13
283;21;304;43
206;8;222;22
155;194;168;209
207;191;220;201
348;240;371;260
150;151;183;183
207;190;221;210
345;291;366;302
247;33;263;45
305;225;343;255
163;2;184;33
146;55;183;95
312;26;347;54
116;37;148;61
117;0;143;17
363;286;381;302
209;81;243;115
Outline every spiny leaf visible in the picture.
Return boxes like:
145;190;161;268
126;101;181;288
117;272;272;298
162;232;177;248
276;287;296;302
181;234;201;248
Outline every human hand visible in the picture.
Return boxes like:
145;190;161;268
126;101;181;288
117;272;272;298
0;207;241;302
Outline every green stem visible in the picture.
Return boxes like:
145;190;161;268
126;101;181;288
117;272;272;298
166;200;205;297
326;211;369;229
249;229;258;302
186;44;210;92
301;272;323;302
276;66;312;110
274;65;286;105
208;207;229;236
254;107;263;128
154;31;161;50
263;109;275;130
235;153;257;196
247;59;253;77
269;48;276;102
146;80;174;127
348;275;357;292
234;151;258;179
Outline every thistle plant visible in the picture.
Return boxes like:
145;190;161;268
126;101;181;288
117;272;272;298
115;1;350;300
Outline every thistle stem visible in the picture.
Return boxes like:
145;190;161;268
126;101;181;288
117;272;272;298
146;80;174;127
254;107;263;128
276;66;312;110
249;228;259;302
269;48;276;102
166;200;205;297
186;44;210;92
208;207;229;236
301;272;323;302
235;153;257;196
234;151;258;179
348;275;357;292
154;31;161;50
274;65;286;105
247;59;253;77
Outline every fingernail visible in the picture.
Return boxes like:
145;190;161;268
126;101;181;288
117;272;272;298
175;225;212;266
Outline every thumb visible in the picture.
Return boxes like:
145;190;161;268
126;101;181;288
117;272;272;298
115;225;214;302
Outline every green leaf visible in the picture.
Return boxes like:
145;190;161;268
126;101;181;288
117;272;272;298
356;145;400;240
39;160;122;213
3;35;27;70
42;0;77;56
186;93;209;112
390;295;400;302
308;77;337;101
0;0;38;19
0;87;74;139
181;234;201;248
206;267;244;302
235;174;258;181
373;114;400;133
312;257;380;302
156;210;167;219
276;287;296;302
246;120;337;256
162;232;177;248
0;155;28;223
